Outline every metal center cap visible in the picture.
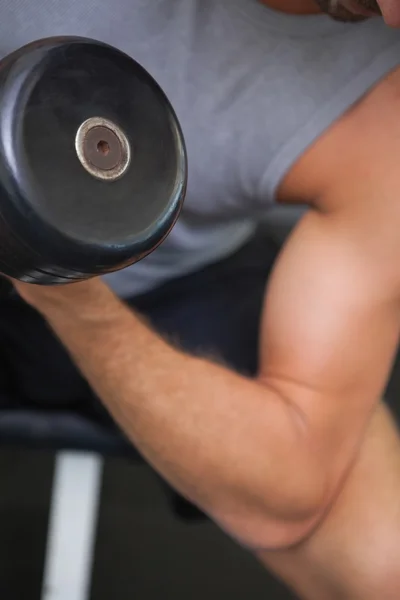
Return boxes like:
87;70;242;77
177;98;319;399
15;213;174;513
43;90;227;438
75;117;131;181
84;126;122;171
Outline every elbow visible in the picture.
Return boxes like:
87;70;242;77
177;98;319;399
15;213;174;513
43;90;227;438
215;509;325;552
210;380;350;551
213;455;333;552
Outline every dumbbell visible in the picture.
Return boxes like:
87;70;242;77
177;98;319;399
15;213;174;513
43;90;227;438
0;36;187;285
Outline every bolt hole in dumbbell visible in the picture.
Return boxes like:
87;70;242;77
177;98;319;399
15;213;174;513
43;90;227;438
0;36;187;286
97;140;110;156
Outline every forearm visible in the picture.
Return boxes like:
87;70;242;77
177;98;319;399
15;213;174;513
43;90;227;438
41;284;322;549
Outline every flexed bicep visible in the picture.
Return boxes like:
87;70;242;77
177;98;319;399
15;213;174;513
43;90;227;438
258;208;400;475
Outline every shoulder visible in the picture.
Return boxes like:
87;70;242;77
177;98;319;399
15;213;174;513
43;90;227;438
278;64;400;209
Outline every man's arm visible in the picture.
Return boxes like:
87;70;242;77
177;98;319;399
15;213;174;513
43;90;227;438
15;66;400;553
15;66;400;552
15;190;400;551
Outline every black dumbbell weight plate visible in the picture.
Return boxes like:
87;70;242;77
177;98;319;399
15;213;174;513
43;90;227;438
0;36;187;283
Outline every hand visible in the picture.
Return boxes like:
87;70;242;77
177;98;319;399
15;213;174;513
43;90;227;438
11;277;118;320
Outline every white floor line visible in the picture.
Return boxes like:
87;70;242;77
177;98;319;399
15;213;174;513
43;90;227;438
41;452;103;600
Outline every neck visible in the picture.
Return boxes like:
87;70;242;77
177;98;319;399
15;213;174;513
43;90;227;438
259;0;321;15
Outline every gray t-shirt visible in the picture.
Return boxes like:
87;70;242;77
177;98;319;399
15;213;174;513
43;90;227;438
2;0;400;296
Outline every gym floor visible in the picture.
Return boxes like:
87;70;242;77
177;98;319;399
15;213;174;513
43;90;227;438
1;352;400;600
